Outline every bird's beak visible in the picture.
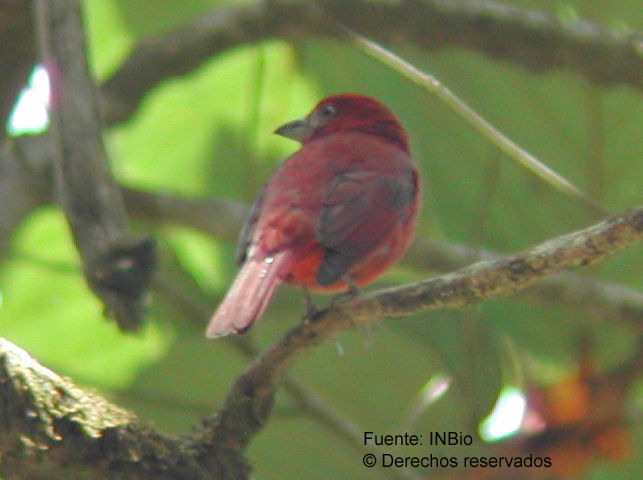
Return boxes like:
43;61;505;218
274;117;314;142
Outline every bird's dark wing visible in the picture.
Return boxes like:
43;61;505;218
315;167;417;286
236;185;267;265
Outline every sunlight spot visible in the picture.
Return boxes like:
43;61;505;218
479;386;527;442
264;256;274;264
403;374;452;428
421;374;452;403
7;65;50;136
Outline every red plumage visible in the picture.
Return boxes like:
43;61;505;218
206;94;421;338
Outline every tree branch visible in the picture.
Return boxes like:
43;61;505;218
151;255;424;480
2;207;640;479
406;239;643;328
0;338;240;480
34;0;156;331
202;206;642;454
0;1;35;141
100;0;643;126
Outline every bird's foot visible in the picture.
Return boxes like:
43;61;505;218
301;287;322;323
344;275;362;296
331;276;362;305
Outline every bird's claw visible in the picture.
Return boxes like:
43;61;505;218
331;275;362;305
301;287;322;323
343;275;362;296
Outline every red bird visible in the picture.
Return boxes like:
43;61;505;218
206;94;421;338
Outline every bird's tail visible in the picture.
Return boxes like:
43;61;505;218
205;251;293;338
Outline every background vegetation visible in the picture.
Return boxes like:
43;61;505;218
1;0;641;479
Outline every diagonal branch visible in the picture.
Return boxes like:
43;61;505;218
34;0;156;330
151;261;424;480
99;0;643;127
405;239;643;328
347;29;605;215
200;206;642;454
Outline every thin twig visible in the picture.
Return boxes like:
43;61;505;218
346;29;606;216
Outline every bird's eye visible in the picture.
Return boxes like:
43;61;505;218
318;104;338;117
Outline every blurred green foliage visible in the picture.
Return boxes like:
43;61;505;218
1;1;641;479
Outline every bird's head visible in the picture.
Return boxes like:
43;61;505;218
274;94;409;152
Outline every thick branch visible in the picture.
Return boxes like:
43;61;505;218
34;0;156;330
0;338;246;480
100;0;643;126
202;206;642;452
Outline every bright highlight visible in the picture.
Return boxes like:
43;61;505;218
479;386;527;442
7;65;50;135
